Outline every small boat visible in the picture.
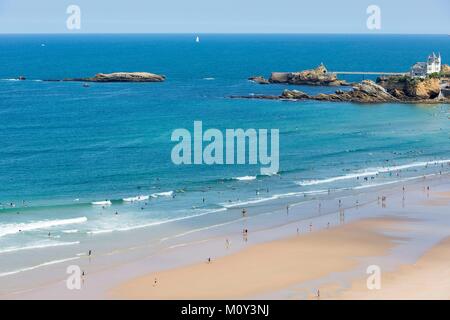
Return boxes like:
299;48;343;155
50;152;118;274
83;83;90;88
91;200;112;206
196;36;200;43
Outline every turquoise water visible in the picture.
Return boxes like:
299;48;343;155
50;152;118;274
0;34;449;274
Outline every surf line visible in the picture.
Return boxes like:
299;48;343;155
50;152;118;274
171;121;279;175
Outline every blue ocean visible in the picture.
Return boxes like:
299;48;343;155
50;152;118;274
0;34;449;277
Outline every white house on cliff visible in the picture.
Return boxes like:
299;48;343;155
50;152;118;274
410;53;441;78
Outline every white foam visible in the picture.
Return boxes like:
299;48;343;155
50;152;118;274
221;196;279;208
235;175;257;181
352;176;421;190
88;208;226;235
151;191;173;198
62;229;79;234
203;77;215;80
0;241;80;254
123;195;149;202
296;160;450;187
220;189;329;209
91;200;112;206
0;217;87;238
0;257;79;278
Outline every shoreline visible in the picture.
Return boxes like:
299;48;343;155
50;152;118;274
2;172;450;299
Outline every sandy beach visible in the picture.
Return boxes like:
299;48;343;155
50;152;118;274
330;236;450;300
110;179;450;300
3;174;450;300
111;218;402;299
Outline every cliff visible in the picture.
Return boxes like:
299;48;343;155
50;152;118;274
376;76;440;99
440;64;450;78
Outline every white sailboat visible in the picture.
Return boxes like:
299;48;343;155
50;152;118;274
196;36;200;43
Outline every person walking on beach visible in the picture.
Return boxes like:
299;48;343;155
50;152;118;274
339;209;345;223
242;208;247;217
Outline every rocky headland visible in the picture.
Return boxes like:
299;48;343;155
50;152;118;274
45;72;166;83
249;64;350;86
233;78;450;104
376;76;441;100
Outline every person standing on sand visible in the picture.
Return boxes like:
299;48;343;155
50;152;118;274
243;229;248;242
242;208;247;217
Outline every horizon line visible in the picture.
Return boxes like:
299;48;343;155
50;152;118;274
0;32;448;36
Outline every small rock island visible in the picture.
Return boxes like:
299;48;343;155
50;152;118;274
249;64;349;86
45;72;166;83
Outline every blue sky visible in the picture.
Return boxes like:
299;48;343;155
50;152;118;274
0;0;449;34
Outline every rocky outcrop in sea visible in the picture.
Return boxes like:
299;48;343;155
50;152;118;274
249;64;349;86
45;72;166;83
232;80;450;104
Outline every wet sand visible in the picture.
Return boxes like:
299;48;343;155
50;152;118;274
325;237;450;300
111;218;402;299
